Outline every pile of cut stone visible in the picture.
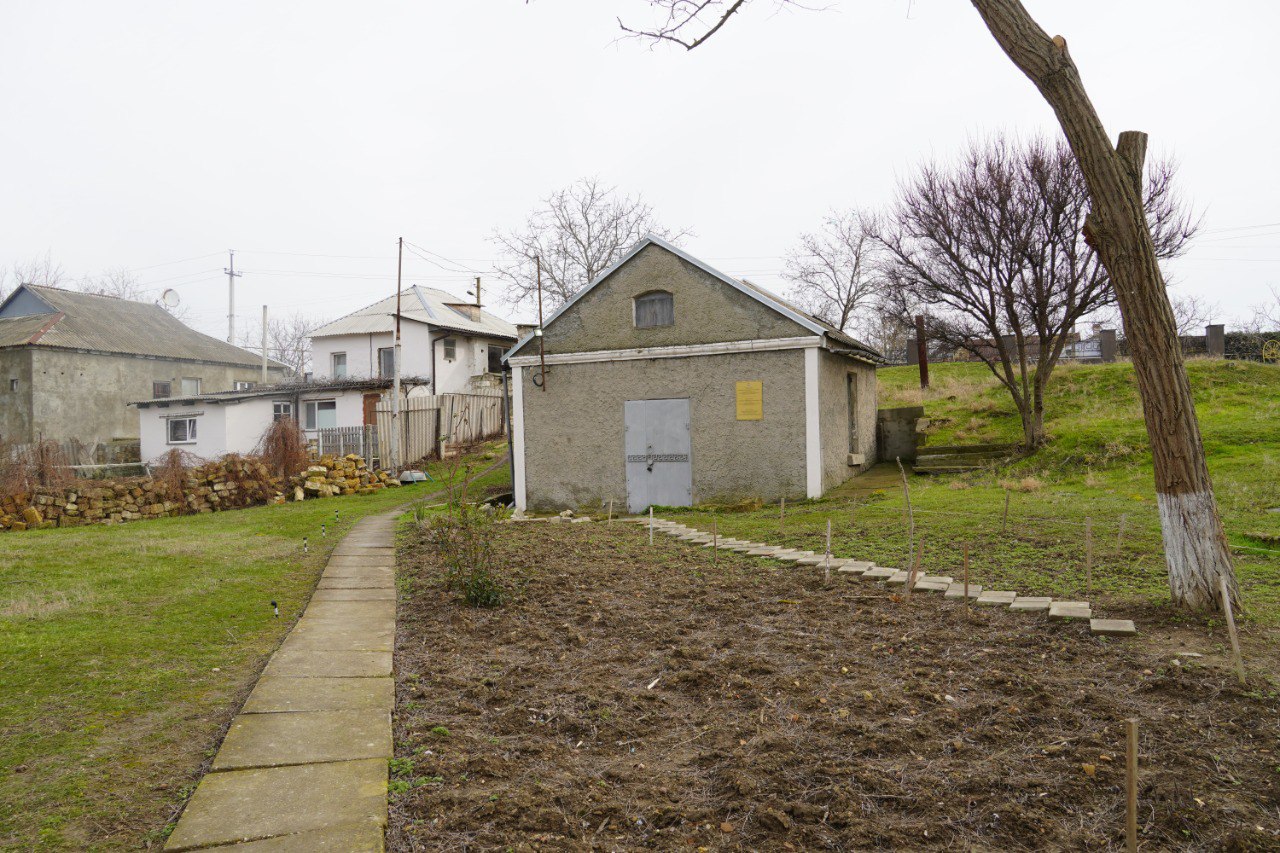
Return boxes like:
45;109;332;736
294;454;400;501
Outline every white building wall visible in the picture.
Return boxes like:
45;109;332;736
225;398;280;454
138;404;231;463
311;326;510;393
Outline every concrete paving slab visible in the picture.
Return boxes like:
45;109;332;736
862;567;896;580
885;571;913;584
330;547;394;558
975;591;1018;606
263;648;392;678
243;677;394;713
837;560;875;572
201;821;385;852
324;556;395;569
747;547;782;556
303;601;396;621
212;711;391;770
944;583;982;599
797;556;831;566
280;626;394;653
1090;618;1138;636
1048;601;1092;620
913;580;951;592
164;758;387;851
317;575;394;590
1009;596;1053;612
311;588;396;601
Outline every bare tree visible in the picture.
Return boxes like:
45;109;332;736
491;177;691;311
876;135;1194;449
2;252;66;298
75;266;148;301
783;209;883;333
238;312;316;377
615;0;1240;612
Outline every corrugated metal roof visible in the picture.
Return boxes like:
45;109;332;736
735;278;883;362
311;285;517;340
0;285;288;368
130;376;406;407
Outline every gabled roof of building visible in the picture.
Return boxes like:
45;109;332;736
0;284;289;368
310;285;518;341
504;235;883;363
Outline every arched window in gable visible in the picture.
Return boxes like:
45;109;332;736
634;290;674;328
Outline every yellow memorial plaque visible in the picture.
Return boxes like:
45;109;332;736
735;381;763;420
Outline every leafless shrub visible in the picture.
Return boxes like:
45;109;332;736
256;418;309;479
0;437;72;496
149;448;201;500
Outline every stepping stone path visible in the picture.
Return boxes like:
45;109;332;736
165;512;398;852
633;516;1138;638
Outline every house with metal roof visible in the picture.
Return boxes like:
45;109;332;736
505;235;883;513
0;284;289;448
309;286;517;393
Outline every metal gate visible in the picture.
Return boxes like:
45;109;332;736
624;398;692;513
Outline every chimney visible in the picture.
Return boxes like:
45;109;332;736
447;303;481;323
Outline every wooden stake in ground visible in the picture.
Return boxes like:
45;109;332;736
779;497;785;535
1002;488;1011;534
1219;574;1246;684
896;457;914;573
824;519;832;586
712;517;718;565
906;539;924;596
1125;718;1139;853
607;499;613;525
649;507;653;547
963;542;970;602
1085;515;1094;597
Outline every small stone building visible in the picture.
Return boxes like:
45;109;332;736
506;235;881;513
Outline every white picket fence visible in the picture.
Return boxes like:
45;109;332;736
315;425;380;467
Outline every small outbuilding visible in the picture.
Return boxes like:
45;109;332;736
506;235;881;513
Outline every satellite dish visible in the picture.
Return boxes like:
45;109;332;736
160;289;181;308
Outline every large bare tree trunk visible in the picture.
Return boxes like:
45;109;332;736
971;0;1239;611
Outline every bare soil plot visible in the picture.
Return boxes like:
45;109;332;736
391;523;1280;851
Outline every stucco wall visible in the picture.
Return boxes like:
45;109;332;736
539;244;810;355
816;350;878;491
27;348;287;446
0;349;34;442
519;349;808;511
139;402;230;463
312;327;505;393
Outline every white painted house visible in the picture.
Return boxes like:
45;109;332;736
132;379;395;464
309;286;517;393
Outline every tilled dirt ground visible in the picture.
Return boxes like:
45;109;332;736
391;521;1280;851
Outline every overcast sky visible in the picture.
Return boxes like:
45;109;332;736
3;0;1278;341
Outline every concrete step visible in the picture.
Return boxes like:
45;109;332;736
1090;618;1138;636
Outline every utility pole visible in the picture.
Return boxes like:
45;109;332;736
536;255;547;391
474;275;481;308
390;237;403;475
224;250;241;344
261;305;269;383
914;314;929;390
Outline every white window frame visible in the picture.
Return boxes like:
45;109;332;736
180;377;201;396
303;399;338;430
234;380;255;391
332;352;348;378
272;401;294;422
442;338;456;361
167;417;198;445
377;347;394;378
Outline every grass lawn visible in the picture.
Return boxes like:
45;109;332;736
661;360;1280;637
0;441;509;850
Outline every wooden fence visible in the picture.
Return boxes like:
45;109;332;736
374;390;506;468
315;425;380;467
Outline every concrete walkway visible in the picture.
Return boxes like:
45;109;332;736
166;512;399;852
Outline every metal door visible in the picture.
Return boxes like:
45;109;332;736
624;398;692;513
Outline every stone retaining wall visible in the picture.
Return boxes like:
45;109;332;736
0;454;399;532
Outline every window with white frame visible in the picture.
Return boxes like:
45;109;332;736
273;401;293;422
442;338;456;361
377;347;394;378
180;377;201;396
167;417;198;444
303;399;337;430
234;380;255;391
332;352;348;378
634;291;674;328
